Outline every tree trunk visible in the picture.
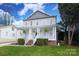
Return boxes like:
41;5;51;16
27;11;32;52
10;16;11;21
68;25;71;45
68;38;72;45
70;25;75;42
68;25;75;45
64;26;67;44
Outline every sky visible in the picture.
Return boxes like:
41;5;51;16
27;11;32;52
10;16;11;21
0;3;61;23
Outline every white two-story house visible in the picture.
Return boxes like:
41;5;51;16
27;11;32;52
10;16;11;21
19;10;57;45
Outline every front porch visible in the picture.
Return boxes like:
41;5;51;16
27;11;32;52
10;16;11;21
24;25;57;45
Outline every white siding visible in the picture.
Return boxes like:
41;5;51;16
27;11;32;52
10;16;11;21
0;26;23;43
24;16;56;41
24;17;56;28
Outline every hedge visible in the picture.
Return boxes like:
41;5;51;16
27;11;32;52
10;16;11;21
35;38;48;46
18;38;25;45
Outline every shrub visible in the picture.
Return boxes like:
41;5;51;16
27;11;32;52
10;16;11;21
35;38;48;46
18;38;25;45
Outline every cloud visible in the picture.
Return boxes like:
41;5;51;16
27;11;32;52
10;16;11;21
18;3;36;16
52;4;58;10
0;3;3;5
18;3;44;16
15;3;19;5
12;20;25;28
35;3;45;12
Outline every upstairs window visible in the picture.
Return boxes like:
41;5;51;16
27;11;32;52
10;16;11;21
30;21;32;25
25;22;27;25
26;22;27;25
50;20;53;24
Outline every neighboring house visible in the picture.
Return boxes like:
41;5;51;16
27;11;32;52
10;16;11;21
0;25;23;43
0;10;57;45
0;10;21;44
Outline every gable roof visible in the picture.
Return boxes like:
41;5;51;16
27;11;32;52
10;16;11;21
24;11;54;21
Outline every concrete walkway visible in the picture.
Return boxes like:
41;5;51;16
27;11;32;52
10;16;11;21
0;42;33;47
0;42;17;47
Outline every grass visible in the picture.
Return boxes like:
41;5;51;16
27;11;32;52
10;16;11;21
0;45;79;56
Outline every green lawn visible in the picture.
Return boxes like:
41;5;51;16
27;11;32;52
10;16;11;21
0;45;79;56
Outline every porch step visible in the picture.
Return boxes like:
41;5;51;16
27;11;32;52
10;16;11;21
26;40;33;45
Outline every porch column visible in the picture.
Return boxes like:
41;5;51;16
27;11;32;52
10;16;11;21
52;26;56;40
48;26;57;46
52;26;54;40
54;26;56;40
37;27;40;37
28;28;33;39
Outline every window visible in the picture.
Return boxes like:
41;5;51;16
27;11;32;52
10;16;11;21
12;33;15;37
36;22;38;25
50;20;53;24
12;27;14;31
20;31;23;36
30;21;32;25
6;32;8;36
0;30;1;36
25;22;27;25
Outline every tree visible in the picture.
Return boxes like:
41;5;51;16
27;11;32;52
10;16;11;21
57;21;68;44
58;3;79;45
57;21;65;31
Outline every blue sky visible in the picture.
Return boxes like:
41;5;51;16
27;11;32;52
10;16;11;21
0;3;61;23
